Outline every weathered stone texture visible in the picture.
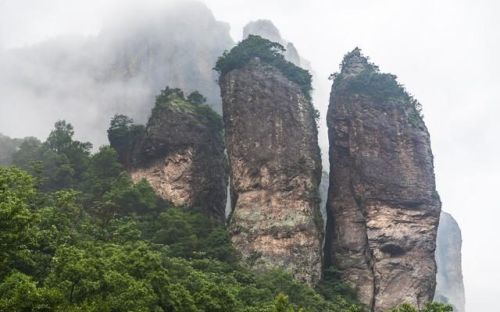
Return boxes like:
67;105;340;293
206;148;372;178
220;58;323;285
130;97;228;222
325;49;441;311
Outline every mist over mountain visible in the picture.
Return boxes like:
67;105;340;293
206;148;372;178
243;19;312;71
0;1;233;146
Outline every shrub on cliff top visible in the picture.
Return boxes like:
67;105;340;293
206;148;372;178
214;35;313;100
153;86;223;132
331;49;423;123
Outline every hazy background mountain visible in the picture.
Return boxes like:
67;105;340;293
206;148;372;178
0;1;233;146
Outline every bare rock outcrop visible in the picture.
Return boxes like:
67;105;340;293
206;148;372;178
435;212;466;312
128;89;228;222
325;48;441;311
218;47;323;285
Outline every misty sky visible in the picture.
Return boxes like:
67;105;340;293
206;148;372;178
1;0;499;310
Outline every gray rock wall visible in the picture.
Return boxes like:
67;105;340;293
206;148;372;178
220;58;323;285
325;48;441;311
130;94;228;223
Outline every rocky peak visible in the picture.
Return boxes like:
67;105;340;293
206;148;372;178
126;88;228;222
217;37;323;285
435;212;466;312
325;49;441;311
339;47;378;76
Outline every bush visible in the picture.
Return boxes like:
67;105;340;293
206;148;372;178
332;49;424;125
153;86;224;132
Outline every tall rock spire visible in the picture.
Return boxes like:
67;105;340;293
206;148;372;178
217;36;323;285
325;48;441;311
435;212;466;312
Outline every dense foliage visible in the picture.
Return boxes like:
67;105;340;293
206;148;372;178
12;121;92;191
1;121;365;312
388;303;453;312
108;115;145;168
331;49;423;126
214;35;313;100
153;86;223;133
1;108;451;311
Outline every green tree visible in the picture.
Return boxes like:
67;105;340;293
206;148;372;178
45;121;92;183
0;167;36;278
273;294;296;312
388;302;453;312
0;271;63;311
187;90;207;105
81;146;124;204
107;115;145;167
12;121;92;191
422;302;454;312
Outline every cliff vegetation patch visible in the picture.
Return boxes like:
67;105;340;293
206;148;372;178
331;49;424;126
214;35;313;100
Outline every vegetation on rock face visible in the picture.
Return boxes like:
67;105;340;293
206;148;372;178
153;86;224;133
0;120;367;312
0;96;447;312
108;87;224;169
214;35;313;99
331;48;423;125
107;115;145;168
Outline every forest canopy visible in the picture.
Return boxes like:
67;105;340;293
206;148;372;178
0;120;364;311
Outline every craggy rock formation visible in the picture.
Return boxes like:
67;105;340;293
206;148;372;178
129;89;228;222
219;57;323;285
325;48;441;311
435;212;466;312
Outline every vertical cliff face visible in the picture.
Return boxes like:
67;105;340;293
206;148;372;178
325;48;441;311
435;212;466;312
129;90;228;222
219;55;323;285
